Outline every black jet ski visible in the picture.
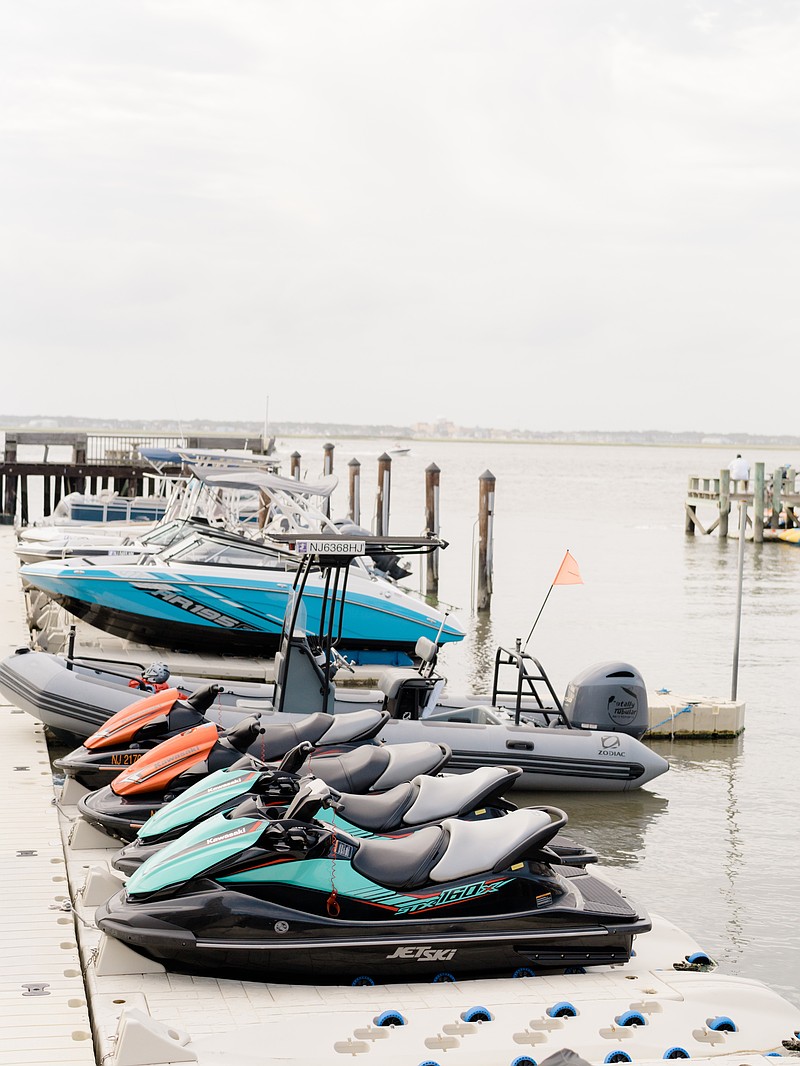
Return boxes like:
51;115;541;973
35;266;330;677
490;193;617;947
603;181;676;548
112;762;598;875
77;722;452;843
96;779;650;983
56;674;389;792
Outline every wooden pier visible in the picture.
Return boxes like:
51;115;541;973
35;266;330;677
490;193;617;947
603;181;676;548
2;430;499;610
0;431;274;526
685;461;800;542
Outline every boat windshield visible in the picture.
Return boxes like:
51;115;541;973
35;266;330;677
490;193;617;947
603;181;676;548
157;532;296;571
133;520;188;547
283;590;309;638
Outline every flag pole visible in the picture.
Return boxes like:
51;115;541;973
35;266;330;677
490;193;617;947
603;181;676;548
523;549;582;652
523;586;554;651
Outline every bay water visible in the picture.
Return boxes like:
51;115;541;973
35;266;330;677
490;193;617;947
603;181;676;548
290;436;800;1006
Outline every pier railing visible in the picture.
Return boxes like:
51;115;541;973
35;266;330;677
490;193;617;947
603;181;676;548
685;462;800;541
0;431;273;526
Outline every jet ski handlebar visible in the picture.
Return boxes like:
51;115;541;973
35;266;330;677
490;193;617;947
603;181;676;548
185;683;226;714
219;714;267;754
278;740;316;774
284;777;343;822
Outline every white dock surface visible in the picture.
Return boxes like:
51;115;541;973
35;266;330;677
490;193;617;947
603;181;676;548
0;706;95;1064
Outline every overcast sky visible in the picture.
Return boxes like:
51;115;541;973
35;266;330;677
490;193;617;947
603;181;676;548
1;1;798;433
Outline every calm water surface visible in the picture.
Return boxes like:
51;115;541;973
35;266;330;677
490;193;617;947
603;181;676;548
288;436;800;1005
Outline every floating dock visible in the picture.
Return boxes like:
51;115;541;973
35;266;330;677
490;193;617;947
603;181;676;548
645;690;745;739
0;703;790;1063
0;529;774;1066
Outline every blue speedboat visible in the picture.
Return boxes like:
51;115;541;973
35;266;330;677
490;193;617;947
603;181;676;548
18;525;465;657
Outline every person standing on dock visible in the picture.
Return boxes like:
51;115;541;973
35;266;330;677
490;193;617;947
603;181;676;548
728;453;750;491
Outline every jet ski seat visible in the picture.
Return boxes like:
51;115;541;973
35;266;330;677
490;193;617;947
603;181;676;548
322;765;519;833
430;807;567;883
352;825;448;890
351;806;567;891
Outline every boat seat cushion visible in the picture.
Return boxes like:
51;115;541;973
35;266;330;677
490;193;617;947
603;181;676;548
372;742;447;790
378;667;429;700
430;808;553;883
352;825;444;890
335;782;415;832
403;766;516;825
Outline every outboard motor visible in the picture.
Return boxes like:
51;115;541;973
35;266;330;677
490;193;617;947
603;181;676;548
562;662;649;739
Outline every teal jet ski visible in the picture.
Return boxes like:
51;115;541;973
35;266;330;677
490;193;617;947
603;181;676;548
112;762;597;875
96;779;650;984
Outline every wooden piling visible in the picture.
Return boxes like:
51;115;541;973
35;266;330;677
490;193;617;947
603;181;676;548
685;476;697;534
425;463;441;595
347;459;361;526
476;469;495;611
3;474;17;525
753;462;765;543
719;469;730;538
20;476;29;526
323;443;334;477
375;453;392;536
771;467;783;530
290;452;301;479
787;468;797;528
322;443;334;517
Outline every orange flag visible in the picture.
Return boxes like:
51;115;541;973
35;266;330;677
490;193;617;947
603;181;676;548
552;550;583;586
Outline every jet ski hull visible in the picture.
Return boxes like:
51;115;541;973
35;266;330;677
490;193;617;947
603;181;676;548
97;867;649;983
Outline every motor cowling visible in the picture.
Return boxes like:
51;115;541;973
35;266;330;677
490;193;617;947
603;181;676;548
562;662;649;739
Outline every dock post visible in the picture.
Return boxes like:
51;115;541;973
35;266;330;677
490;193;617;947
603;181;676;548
476;469;495;611
719;470;730;538
347;459;361;525
290;452;301;480
375;453;392;536
787;468;797;527
685;477;697;534
771;467;784;529
425;463;441;595
753;462;765;543
3;475;18;525
20;477;29;525
1;434;17;523
323;442;334;477
322;443;334;518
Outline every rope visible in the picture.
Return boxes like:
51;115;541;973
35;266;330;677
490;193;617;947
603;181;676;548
651;704;693;731
326;813;340;917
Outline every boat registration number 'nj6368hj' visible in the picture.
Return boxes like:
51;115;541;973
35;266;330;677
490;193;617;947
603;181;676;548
294;539;366;555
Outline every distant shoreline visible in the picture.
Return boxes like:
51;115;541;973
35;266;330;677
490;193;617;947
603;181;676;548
2;420;799;451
